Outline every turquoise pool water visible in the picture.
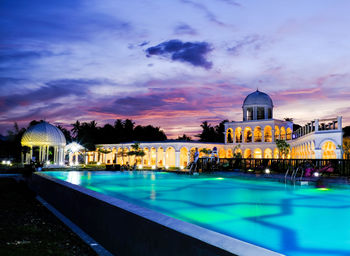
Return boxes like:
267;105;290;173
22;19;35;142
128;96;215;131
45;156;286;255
45;171;350;256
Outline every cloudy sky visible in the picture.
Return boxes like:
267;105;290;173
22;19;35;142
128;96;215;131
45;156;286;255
1;0;350;138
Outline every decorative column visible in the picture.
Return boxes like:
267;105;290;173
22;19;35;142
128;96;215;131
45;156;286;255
175;150;180;168
39;146;42;162
61;147;65;165
314;149;322;159
337;116;342;130
148;151;152;167
315;119;319;132
155;149;158;167
272;129;275;142
53;147;57;164
336;149;343;159
264;107;268;119
253;106;257;120
252;126;255;143
46;146;50;161
262;126;265;142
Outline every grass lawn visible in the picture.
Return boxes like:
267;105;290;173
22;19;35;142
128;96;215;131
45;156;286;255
0;178;98;256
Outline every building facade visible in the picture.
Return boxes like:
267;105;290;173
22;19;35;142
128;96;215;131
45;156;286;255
91;90;343;168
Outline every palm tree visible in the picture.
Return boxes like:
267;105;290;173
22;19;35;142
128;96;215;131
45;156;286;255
343;138;350;159
276;139;290;159
71;120;81;136
128;143;145;166
97;147;111;163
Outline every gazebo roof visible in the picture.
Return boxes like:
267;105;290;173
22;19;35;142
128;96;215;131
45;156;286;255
21;122;66;147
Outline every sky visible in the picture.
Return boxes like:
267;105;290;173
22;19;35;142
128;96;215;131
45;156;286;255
1;0;350;138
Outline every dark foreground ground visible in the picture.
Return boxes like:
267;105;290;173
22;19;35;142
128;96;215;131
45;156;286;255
0;178;98;256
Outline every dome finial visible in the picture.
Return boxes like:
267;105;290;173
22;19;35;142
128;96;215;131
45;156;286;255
256;87;259;92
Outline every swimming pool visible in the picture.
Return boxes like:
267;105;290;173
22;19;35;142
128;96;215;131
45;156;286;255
45;171;350;256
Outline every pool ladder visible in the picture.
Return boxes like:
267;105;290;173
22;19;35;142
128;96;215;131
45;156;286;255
284;167;304;184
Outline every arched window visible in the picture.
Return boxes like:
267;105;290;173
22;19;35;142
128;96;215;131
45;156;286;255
264;126;272;142
219;148;226;158
274;126;280;141
254;126;262;142
150;147;157;166
165;147;176;167
235;127;242;143
268;108;272;119
143;148;149;166
253;148;262;158
322;141;337;159
226;128;233;143
247;107;253;120
180;147;188;167
226;149;233;158
264;148;272;158
244;127;252;143
257;107;264;120
244;148;252;158
157;147;164;166
286;128;292;140
280;127;286;140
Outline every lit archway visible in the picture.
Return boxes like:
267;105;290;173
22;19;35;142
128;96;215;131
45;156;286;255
322;141;337;159
254;126;262;142
150;147;157;166
157;147;164;166
275;126;280;141
280;127;286;140
226;128;233;143
264;126;272;142
235;127;242;143
180;147;188;168
143;148;149;166
274;148;279;159
244;127;252;143
253;148;262;158
219;148;226;158
165;147;176;167
264;148;272;158
117;148;123;164
244;148;252;158
226;149;233;158
123;148;129;165
286;128;292;140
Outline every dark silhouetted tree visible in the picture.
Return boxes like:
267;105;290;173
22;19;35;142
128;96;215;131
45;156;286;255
176;134;192;141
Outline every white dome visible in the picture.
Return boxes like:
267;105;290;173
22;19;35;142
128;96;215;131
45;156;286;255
21;122;66;147
243;89;273;107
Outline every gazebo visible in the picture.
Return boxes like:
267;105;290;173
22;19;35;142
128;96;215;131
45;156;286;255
21;121;66;166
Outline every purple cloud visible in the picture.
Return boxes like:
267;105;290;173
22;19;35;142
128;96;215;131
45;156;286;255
146;40;213;69
174;24;197;35
227;35;264;55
